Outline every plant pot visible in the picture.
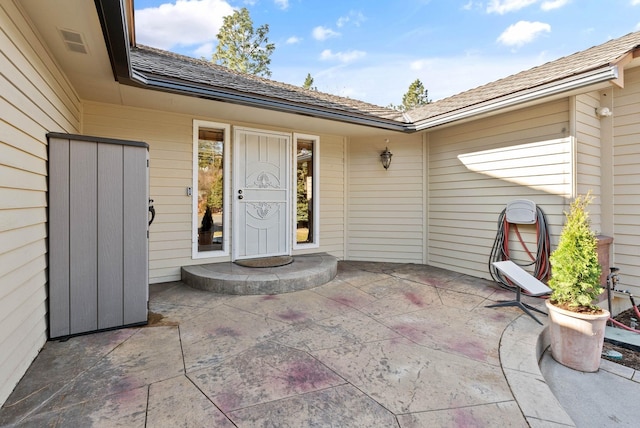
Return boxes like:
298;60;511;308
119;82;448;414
545;300;609;372
198;230;213;245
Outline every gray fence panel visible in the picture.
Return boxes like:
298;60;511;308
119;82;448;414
48;138;70;338
69;140;99;335
48;134;148;339
98;143;124;329
123;146;148;325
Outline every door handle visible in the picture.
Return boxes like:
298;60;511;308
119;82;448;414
238;195;243;200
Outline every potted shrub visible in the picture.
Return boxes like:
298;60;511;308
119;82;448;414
198;206;214;245
545;192;610;372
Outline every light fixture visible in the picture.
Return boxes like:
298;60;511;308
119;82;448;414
596;107;612;117
380;144;393;170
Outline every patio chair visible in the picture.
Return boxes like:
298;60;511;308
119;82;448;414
487;260;551;325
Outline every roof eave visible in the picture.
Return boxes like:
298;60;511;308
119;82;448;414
129;71;411;132
94;0;132;82
413;65;619;131
95;1;411;132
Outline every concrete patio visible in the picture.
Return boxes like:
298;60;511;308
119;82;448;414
0;261;573;427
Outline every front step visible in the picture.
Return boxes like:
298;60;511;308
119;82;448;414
181;253;337;295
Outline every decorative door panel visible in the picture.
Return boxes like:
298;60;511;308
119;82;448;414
234;128;290;259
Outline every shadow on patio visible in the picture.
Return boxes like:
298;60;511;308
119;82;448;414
0;261;567;427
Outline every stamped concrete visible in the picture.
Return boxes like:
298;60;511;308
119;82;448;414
1;261;577;427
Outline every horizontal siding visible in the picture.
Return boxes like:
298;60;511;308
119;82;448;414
346;134;424;263
313;135;344;258
613;66;640;295
83;102;346;281
427;100;572;280
0;0;80;406
83;102;198;283
575;91;603;230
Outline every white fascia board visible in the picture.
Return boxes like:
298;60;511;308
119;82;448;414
413;65;619;131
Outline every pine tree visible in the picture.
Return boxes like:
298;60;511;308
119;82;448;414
401;78;430;111
302;73;316;90
212;8;275;77
548;192;603;311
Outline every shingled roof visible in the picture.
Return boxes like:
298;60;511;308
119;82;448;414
408;31;640;126
127;31;640;132
130;46;407;126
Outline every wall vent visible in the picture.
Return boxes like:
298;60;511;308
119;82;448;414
59;29;88;54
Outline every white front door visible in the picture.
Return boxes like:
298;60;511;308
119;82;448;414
233;128;291;260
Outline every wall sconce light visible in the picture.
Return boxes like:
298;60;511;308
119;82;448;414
380;145;393;170
596;107;612;117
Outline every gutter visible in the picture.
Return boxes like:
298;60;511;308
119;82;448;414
128;71;410;132
96;1;409;132
412;65;619;131
95;0;621;134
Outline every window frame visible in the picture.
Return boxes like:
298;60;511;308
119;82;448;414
293;133;320;250
192;120;231;259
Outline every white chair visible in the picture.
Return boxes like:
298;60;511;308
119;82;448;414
487;260;551;325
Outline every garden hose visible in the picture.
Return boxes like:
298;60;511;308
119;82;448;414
489;205;551;292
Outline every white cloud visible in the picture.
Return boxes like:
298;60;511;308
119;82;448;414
462;1;482;10
632;0;640;5
286;36;302;44
487;0;538;14
135;0;234;50
497;21;551;47
312;26;340;41
541;0;570;11
336;11;366;28
274;0;289;10
193;42;214;59
320;49;366;63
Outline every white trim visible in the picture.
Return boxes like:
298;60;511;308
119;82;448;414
293;133;320;250
414;66;619;131
192;120;231;260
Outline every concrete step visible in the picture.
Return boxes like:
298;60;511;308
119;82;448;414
181;253;337;295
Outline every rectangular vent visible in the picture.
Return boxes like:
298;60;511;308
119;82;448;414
59;29;88;54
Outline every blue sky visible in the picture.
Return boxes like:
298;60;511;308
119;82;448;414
134;0;640;107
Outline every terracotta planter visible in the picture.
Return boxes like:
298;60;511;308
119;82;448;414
198;230;213;245
545;300;609;372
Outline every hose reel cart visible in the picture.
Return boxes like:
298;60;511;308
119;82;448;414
489;199;551;292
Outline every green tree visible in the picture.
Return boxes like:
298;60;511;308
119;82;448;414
401;78;430;111
548;193;603;311
302;73;316;90
212;7;275;77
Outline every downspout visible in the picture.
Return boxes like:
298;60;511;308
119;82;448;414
343;136;349;260
599;87;614;237
422;131;429;265
569;95;577;200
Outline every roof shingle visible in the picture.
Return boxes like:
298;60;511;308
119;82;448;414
130;46;407;123
129;31;640;130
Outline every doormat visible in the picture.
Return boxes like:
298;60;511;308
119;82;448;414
234;256;294;268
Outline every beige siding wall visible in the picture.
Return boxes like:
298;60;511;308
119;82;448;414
426;100;572;279
575;91;603;231
83;102;193;283
83;102;345;283
613;66;640;294
0;1;81;405
346;134;425;263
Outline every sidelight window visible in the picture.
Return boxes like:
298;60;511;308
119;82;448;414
294;134;319;248
193;120;229;258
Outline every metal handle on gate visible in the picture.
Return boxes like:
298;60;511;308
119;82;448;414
148;199;155;226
